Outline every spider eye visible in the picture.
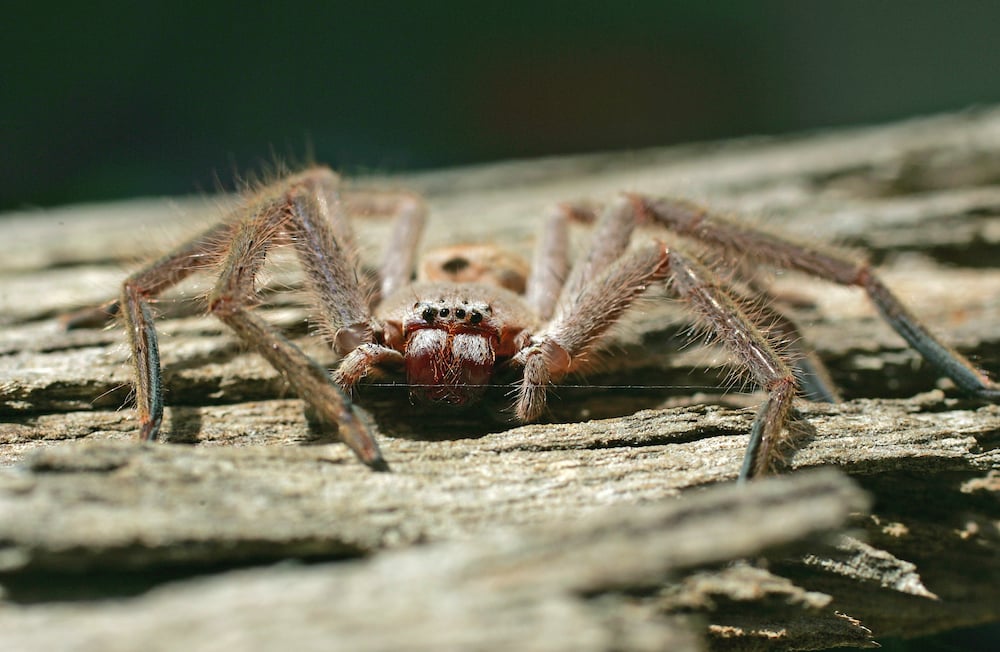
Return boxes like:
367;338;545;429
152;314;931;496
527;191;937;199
454;308;466;319
469;310;483;324
421;307;437;322
439;308;450;317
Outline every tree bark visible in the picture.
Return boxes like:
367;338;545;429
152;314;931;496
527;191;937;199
1;106;999;651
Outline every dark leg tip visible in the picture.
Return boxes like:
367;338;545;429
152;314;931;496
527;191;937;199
978;388;1000;403
367;455;391;473
139;419;161;442
61;300;120;330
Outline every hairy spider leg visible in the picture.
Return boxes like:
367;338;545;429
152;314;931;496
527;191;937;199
211;174;392;469
636;197;1000;402
342;190;426;301
517;196;819;481
665;250;799;481
328;190;429;390
553;199;840;403
525;206;571;321
120;168;394;469
120;220;233;441
728;291;841;403
515;195;649;420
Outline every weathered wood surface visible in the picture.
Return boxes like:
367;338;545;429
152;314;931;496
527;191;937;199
2;107;1000;650
0;468;867;652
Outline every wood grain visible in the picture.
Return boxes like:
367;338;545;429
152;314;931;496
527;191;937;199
2;106;1000;650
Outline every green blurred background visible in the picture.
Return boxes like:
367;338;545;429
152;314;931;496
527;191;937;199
3;2;1000;648
4;1;1000;212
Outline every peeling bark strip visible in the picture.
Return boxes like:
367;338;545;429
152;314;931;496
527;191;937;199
0;469;867;652
2;106;1000;650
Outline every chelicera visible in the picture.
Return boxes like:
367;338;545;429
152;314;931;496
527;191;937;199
76;167;1000;479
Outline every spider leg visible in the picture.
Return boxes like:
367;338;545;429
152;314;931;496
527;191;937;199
67;220;232;330
729;290;841;403
636;197;1000;401
213;302;386;469
560;196;641;301
514;195;668;420
333;343;405;389
666;250;799;481
120;220;234;440
517;237;801;479
322;189;426;391
523;198;637;321
514;242;671;423
517;196;813;480
525;206;571;320
62;298;121;329
205;170;388;469
340;189;427;302
284;174;378;351
550;198;839;401
118;168;388;468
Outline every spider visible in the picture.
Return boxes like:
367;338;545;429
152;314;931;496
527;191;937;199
78;167;999;480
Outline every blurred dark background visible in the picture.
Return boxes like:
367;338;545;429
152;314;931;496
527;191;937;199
3;1;1000;212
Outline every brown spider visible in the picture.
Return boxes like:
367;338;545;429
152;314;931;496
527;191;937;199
79;167;999;480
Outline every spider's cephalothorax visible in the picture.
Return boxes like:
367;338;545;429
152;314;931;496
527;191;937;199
389;285;528;406
404;299;497;405
92;167;999;479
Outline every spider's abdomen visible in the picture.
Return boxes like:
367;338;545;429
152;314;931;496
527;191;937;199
404;327;497;406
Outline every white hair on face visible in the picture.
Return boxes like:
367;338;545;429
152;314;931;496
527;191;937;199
407;329;448;356
451;333;494;364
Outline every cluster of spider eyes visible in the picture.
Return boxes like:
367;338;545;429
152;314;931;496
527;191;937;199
420;304;487;325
